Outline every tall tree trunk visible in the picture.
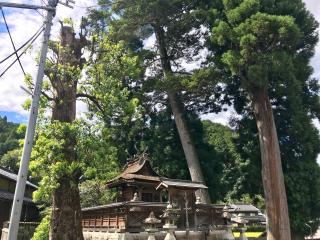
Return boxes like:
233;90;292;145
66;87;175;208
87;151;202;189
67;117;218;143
49;25;84;240
153;24;211;203
251;87;291;240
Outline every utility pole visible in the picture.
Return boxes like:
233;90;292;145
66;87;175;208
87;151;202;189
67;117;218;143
0;0;71;239
5;1;58;239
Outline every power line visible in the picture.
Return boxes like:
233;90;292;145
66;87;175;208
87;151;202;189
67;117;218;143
0;24;44;65
35;9;45;17
0;25;44;78
1;7;26;76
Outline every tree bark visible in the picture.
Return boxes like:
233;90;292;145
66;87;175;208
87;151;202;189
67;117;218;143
251;87;291;240
153;23;211;203
49;25;84;240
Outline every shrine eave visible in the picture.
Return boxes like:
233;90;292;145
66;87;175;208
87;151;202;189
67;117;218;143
82;201;167;212
156;178;208;190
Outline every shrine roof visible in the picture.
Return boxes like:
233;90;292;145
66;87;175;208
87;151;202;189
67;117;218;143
107;157;160;187
156;178;208;190
82;201;224;212
119;173;160;182
0;190;34;203
121;158;158;176
82;201;167;212
106;156;208;190
0;166;37;189
229;204;260;213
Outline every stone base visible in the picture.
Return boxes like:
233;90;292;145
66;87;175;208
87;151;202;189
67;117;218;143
1;222;38;240
83;230;235;240
0;228;8;240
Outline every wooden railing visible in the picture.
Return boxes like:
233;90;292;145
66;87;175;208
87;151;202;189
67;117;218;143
82;213;126;230
81;202;223;232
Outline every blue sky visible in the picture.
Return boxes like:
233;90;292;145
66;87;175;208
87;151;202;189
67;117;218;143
0;0;93;119
0;111;27;123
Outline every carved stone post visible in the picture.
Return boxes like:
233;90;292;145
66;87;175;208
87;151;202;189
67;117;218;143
144;212;161;240
222;205;234;240
163;203;179;240
236;213;248;240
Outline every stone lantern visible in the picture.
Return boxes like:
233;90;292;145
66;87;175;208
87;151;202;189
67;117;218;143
162;203;179;240
222;205;231;225
130;192;141;211
131;192;139;201
235;213;248;240
195;196;202;204
221;205;234;240
144;212;161;240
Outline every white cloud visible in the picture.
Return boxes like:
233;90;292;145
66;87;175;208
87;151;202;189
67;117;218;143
304;0;320;79
0;0;96;115
201;110;237;126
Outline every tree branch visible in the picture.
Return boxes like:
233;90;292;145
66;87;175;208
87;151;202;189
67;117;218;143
76;93;104;113
41;91;54;101
26;78;54;101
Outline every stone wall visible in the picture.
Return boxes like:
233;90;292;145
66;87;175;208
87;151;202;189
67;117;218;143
1;222;38;240
83;230;234;240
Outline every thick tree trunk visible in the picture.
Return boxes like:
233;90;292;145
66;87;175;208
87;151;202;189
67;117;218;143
50;84;83;240
50;179;83;239
251;87;291;240
49;26;84;240
153;24;211;203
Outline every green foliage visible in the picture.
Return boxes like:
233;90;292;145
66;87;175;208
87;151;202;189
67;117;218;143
143;108;190;179
79;180;117;208
84;36;142;125
0;149;22;173
82;35;146;166
63;18;73;26
76;122;121;207
231;46;320;237
207;0;320;236
30;122;80;202
0;118;25;171
202;120;247;200
0;117;23;157
106;0;224;112
212;4;302;87
30;120;121;204
22;2;320;239
32;213;50;240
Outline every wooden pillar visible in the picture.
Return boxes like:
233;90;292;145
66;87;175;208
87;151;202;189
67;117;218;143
116;213;119;229
194;208;197;230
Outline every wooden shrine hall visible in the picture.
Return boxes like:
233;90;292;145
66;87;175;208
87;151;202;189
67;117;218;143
82;157;225;233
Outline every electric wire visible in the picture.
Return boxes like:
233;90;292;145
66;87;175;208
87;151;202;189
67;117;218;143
35;9;45;18
0;24;44;65
40;0;47;6
1;7;26;76
0;26;44;78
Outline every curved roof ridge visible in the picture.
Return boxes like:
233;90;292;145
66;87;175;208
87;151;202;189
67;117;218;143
0;166;38;189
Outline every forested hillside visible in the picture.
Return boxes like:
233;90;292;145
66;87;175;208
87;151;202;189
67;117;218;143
0;116;24;172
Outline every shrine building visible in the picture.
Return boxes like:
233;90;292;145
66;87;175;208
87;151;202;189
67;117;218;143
82;157;225;234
